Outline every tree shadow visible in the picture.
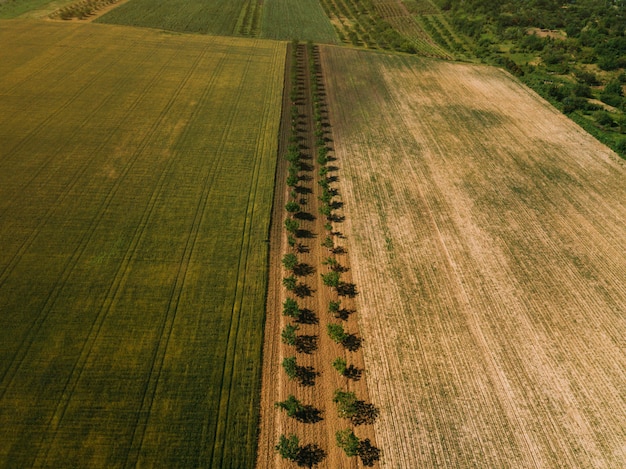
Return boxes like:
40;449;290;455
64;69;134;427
330;200;343;210
329;214;345;223
294;283;312;298
344;364;362;381
295;185;312;194
327;165;339;172
300;162;313;172
296;444;326;467
295;334;318;354
295;405;323;423
332;308;354;321
338;282;357;297
342;333;362;352
351;401;380;426
296;229;314;239
296;365;319;387
297;308;318;325
358;439;381;466
295;243;309;254
331;246;346;255
295;211;316;222
299;174;313;182
294;263;315;276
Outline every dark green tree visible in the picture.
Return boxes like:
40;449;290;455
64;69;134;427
282;356;298;380
276;434;300;460
275;395;305;418
281;323;299;346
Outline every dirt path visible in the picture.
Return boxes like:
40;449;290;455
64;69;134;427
256;43;378;468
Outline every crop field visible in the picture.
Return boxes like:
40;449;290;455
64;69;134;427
260;0;338;43
0;20;284;468
95;0;250;35
96;0;338;42
321;46;626;468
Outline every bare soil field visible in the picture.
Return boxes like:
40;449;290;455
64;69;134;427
320;46;626;468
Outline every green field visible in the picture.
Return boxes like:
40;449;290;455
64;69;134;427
260;0;337;42
0;20;284;468
96;0;338;42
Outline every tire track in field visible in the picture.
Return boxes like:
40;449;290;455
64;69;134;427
0;33;139;167
0;45;180;396
0;45;163;289
207;40;285;469
124;46;239;469
196;48;262;469
27;43;218;468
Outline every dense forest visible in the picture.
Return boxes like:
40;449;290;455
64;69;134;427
436;0;626;155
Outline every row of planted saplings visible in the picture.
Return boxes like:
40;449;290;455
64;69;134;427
275;41;380;467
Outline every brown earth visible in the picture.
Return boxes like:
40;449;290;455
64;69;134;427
256;44;378;468
321;46;626;468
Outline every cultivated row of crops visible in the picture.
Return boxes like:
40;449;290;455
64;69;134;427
0;22;285;468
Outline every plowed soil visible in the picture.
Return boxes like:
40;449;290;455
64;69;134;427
321;46;626;468
256;44;377;468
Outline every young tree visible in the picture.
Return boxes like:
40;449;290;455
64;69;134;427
281;323;299;346
328;299;341;316
336;429;360;457
321;236;334;250
275;394;305;418
285;200;300;213
282;356;298;380
332;357;347;376
283;275;297;291
286;174;299;187
327;323;348;344
323;257;339;270
285;218;299;234
276;434;300;461
283;298;300;319
321;270;341;289
282;253;298;271
318;204;331;218
333;389;358;418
